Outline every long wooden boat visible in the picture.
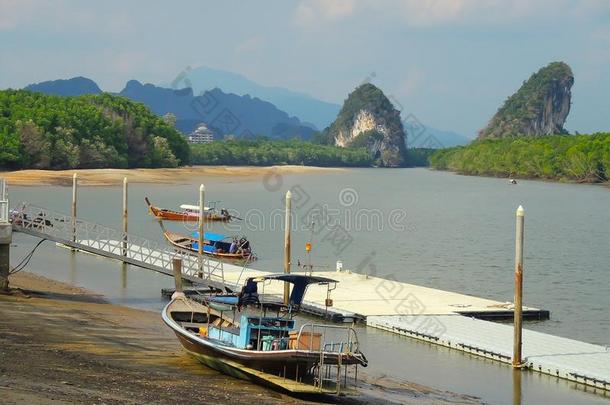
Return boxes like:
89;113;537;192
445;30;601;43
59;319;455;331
162;274;367;394
163;228;255;261
145;197;231;222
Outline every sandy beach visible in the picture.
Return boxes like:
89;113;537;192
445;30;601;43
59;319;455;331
0;272;484;405
0;166;345;187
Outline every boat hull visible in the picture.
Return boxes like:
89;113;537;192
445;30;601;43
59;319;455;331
145;198;230;222
164;231;255;261
174;331;316;377
149;205;229;222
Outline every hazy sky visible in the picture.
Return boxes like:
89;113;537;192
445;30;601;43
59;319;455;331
1;0;609;136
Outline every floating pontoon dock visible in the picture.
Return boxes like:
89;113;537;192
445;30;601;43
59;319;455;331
368;315;610;391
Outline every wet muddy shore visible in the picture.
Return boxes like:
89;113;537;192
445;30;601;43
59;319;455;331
0;273;483;405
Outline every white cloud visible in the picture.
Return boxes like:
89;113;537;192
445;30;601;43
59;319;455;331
592;26;610;42
292;0;610;27
0;0;39;30
294;0;356;26
235;35;265;55
0;0;133;35
401;68;425;97
393;0;590;26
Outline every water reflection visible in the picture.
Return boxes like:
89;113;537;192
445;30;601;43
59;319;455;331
68;251;77;284
513;369;522;405
121;263;128;292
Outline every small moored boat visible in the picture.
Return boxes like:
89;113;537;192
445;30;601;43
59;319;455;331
162;225;255;261
145;197;232;222
162;274;367;394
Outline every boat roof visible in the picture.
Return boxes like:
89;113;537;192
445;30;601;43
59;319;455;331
248;274;337;285
191;231;227;242
246;274;338;308
180;204;211;211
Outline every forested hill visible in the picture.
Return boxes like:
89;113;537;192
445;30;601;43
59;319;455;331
0;90;190;169
24;76;102;97
430;133;610;183
478;62;574;139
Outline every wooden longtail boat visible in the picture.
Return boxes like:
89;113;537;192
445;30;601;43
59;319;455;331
162;274;367;394
145;197;231;222
162;226;255;261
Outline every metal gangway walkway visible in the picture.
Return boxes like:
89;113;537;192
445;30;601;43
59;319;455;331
10;203;230;289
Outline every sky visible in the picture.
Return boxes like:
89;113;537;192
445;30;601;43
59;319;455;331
1;0;609;136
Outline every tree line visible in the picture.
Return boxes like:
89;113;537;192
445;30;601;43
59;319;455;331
190;138;374;167
429;133;610;182
0;90;190;169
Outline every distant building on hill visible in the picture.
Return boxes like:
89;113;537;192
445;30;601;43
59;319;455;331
187;123;214;144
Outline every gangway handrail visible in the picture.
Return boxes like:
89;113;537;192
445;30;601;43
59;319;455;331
0;178;8;224
0;200;8;224
10;202;225;285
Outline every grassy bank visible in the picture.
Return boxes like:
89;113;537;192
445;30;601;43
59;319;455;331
430;133;610;182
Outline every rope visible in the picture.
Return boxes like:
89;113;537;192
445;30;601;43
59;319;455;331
9;239;47;275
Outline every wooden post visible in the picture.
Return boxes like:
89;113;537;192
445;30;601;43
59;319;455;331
122;177;128;258
172;258;183;293
513;205;525;368
284;190;292;305
71;173;77;247
171;258;185;299
198;184;205;278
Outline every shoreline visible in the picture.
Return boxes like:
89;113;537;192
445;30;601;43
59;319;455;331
0;165;346;187
0;272;483;405
431;168;610;187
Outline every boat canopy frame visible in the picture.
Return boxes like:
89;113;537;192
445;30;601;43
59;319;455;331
246;274;337;309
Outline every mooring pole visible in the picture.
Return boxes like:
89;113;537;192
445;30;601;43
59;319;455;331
283;190;292;305
122;177;128;259
0;178;11;291
171;258;186;300
172;258;183;295
513;205;525;368
198;184;205;278
71;173;77;248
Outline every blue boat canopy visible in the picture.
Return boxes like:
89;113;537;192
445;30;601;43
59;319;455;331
191;231;227;242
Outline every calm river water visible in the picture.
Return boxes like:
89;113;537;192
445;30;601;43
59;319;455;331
8;168;610;405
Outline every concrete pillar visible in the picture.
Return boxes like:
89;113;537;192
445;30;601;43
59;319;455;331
0;224;11;291
0;178;11;291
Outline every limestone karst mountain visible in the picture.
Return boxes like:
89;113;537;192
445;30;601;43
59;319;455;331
324;83;407;167
479;62;574;139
